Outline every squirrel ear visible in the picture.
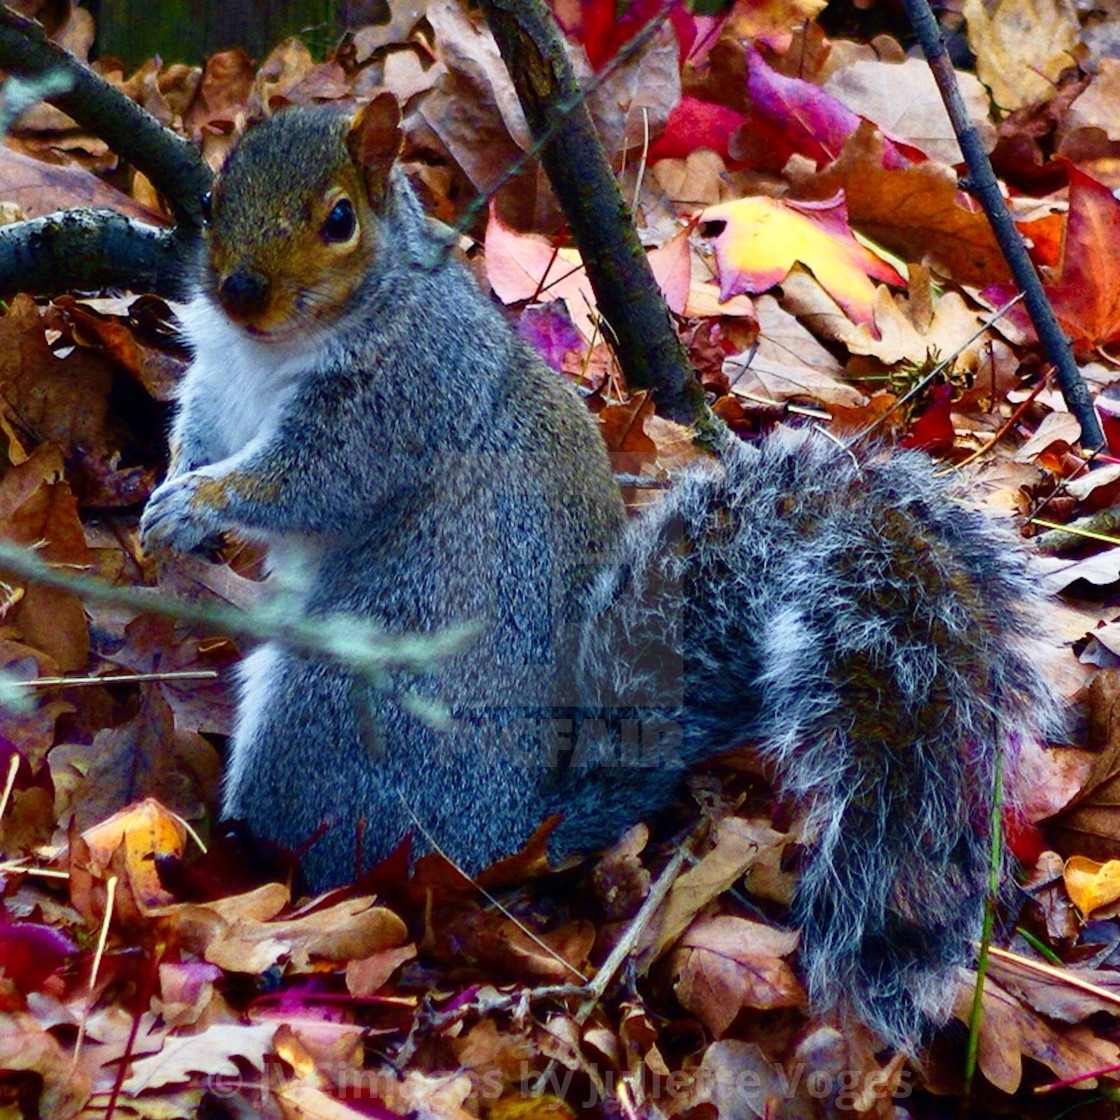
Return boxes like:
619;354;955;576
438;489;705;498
347;92;403;202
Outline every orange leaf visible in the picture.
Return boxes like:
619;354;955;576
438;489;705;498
985;166;1120;356
81;798;186;907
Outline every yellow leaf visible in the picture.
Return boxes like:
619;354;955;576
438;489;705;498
1064;854;1120;918
700;193;902;328
81;798;186;907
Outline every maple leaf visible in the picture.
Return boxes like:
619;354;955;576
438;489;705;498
700;192;904;327
984;166;1120;358
802;122;1012;287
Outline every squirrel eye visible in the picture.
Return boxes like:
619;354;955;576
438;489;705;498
200;191;212;223
321;197;356;243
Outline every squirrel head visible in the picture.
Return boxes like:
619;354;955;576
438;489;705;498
200;93;404;342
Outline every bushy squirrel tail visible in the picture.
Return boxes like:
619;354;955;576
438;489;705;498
571;427;1062;1049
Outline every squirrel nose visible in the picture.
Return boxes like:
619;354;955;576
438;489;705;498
218;268;271;321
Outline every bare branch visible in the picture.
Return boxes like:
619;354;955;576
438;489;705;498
476;0;713;433
901;0;1104;451
0;5;211;229
0;207;192;298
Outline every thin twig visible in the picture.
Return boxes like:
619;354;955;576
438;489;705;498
392;786;590;985
0;752;19;824
21;670;220;689
531;830;698;1096
948;365;1054;470
0;539;477;686
848;291;1026;446
901;0;1104;449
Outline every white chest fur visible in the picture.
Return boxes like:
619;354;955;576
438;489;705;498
174;294;318;461
170;294;329;584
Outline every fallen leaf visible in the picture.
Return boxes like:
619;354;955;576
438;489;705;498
646;818;784;961
962;0;1080;112
1013;411;1082;462
989;167;1120;358
953;972;1120;1092
822;57;996;164
672;916;804;1035
736;44;923;172
121;1020;277;1094
700;193;903;328
803;122;1011;286
648;95;747;164
1065;854;1120;917
80;797;187;907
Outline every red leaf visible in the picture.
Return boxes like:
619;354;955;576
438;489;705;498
649;96;748;164
739;46;925;172
1004;805;1046;867
900;383;956;452
0;920;76;993
984;166;1120;357
552;0;718;71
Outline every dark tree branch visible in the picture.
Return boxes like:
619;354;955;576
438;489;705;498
901;0;1104;451
0;208;193;299
476;0;712;432
0;5;211;229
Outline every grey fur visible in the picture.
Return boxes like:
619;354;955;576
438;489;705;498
570;430;1063;1048
141;106;1061;1052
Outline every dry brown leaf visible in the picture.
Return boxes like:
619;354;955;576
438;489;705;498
1061;57;1120;145
344;942;418;997
120;1020;277;1094
802;123;1011;286
672;915;804;1036
276;1078;384;1118
155;959;226;1029
734;292;848;384
0;144;165;220
990;953;1120;1021
51;687;219;832
1021;850;1083;942
839;287;985;367
953;972;1120;1093
0;1009;92;1119
154;891;409;974
107;614;239;737
451;1018;536;1090
0;443;91;669
1014;411;1082;462
646;817;784;961
963;0;1081;111
822;57;995;163
1036;549;1120;595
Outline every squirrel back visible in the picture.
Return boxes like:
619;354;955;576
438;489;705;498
141;99;1062;1053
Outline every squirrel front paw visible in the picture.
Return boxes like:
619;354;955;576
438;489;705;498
140;471;225;556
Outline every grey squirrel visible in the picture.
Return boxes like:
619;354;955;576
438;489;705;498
139;94;1062;1051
